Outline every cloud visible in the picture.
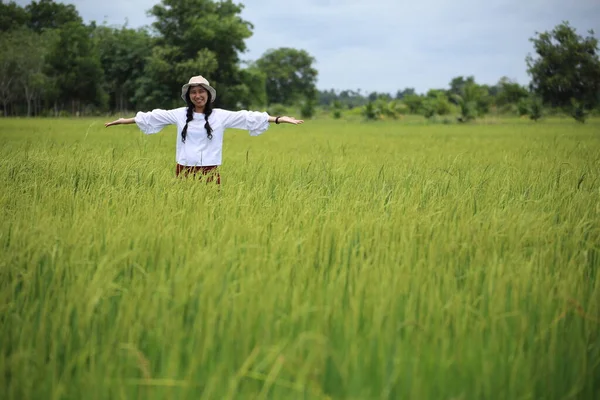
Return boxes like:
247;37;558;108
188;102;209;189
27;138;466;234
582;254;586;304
14;0;600;94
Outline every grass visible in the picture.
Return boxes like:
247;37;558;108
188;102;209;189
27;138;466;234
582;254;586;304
1;117;599;399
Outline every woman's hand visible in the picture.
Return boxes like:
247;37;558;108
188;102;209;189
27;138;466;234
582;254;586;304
277;116;304;125
104;117;135;127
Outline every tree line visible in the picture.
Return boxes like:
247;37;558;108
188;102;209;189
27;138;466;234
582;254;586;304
318;22;600;123
1;1;599;123
0;0;318;117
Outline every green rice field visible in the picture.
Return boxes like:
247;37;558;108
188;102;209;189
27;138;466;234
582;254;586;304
1;117;599;399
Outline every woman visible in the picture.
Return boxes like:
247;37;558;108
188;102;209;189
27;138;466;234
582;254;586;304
104;75;304;183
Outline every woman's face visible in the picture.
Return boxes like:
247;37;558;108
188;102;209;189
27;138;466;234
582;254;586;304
189;86;209;110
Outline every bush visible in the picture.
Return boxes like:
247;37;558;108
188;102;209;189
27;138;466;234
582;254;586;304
569;99;588;123
422;100;436;119
457;101;477;123
363;102;378;120
300;100;315;119
332;101;342;119
529;97;543;122
517;98;530;116
267;103;287;117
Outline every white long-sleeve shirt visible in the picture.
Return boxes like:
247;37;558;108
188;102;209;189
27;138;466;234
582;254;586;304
134;107;270;166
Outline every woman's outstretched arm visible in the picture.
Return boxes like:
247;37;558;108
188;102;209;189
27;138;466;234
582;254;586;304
267;115;304;125
104;117;136;127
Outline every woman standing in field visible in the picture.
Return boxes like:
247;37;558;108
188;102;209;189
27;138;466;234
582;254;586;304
104;75;304;183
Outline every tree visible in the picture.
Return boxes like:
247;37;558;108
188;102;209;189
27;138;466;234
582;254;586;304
363;101;378;120
451;83;481;122
337;89;367;109
12;27;55;116
0;31;19;115
331;100;342;119
148;0;254;109
529;97;543;122
238;64;267;109
424;89;452;117
94;25;153;112
45;21;107;114
0;1;30;32
527;22;600;122
402;94;424;114
495;77;530;109
255;47;318;106
318;89;338;106
395;88;415;100
448;77;490;120
25;0;82;32
447;76;475;104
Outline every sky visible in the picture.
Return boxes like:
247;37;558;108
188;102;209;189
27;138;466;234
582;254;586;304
14;0;600;95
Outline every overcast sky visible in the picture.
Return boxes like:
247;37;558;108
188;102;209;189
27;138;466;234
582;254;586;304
15;0;600;94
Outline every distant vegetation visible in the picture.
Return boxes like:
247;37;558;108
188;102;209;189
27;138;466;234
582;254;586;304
1;1;599;122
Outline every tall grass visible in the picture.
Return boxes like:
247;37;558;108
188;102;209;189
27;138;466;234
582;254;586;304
1;117;599;399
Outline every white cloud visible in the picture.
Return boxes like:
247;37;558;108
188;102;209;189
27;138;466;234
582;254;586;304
14;0;600;94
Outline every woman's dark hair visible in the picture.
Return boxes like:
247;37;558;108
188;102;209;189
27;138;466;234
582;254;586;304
181;87;213;143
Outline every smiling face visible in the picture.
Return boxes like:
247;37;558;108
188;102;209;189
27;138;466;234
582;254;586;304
188;85;209;112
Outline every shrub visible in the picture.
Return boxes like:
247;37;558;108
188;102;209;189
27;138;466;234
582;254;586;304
332;100;342;119
529;98;543;122
267;103;287;117
363;102;378;120
569;99;588;123
517;98;530;116
300;100;315;119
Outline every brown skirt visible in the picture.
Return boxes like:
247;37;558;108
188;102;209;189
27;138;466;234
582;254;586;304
175;164;221;184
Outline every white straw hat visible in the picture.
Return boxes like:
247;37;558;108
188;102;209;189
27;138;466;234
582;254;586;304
181;75;217;102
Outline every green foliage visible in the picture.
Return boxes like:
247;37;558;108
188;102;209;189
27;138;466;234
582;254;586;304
300;98;316;119
383;100;403;119
94;25;153;112
517;97;530;116
237;65;268;109
148;0;254;109
0;31;19;115
450;79;491;122
15;28;54;116
45;21;107;111
331;100;342;119
368;91;392;102
403;94;424;114
448;76;475;102
422;100;436;119
495;77;530;108
25;0;82;32
0;26;56;116
454;98;478;122
395;87;416;100
569;98;589;123
527;22;600;120
255;47;318;106
319;89;368;109
266;103;287;117
448;76;491;117
423;90;452;118
529;97;543;121
0;1;30;31
360;98;403;120
2;3;598;122
0;0;318;115
363;101;378;120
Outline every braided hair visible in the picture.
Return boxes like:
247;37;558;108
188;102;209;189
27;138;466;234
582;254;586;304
181;87;214;143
